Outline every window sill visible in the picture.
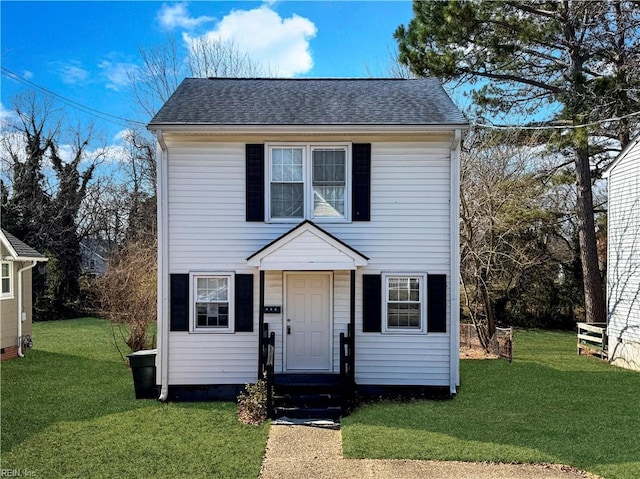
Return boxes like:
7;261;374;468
189;328;235;334
381;329;427;335
267;218;352;224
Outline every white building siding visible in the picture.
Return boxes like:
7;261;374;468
607;140;640;370
165;139;453;385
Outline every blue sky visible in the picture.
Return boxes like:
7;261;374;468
1;1;415;139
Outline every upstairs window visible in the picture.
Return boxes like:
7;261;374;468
313;148;346;218
270;147;304;219
267;144;350;222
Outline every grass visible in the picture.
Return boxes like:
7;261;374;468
1;318;269;478
342;329;640;479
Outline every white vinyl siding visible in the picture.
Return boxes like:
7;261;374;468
607;140;640;369
165;139;453;386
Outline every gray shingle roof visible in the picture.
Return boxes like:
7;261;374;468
1;229;47;260
148;78;467;127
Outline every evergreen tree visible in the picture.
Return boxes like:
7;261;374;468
396;0;640;323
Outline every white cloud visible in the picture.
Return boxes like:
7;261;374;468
0;102;18;123
183;4;316;77
99;60;139;91
157;2;215;31
22;70;34;80
53;61;89;85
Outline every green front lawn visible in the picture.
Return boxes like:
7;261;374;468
342;329;640;479
1;318;269;478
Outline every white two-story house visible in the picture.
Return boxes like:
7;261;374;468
148;78;467;410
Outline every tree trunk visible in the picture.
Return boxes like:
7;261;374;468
575;142;606;324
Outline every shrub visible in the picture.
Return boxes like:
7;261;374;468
97;239;157;352
237;379;268;425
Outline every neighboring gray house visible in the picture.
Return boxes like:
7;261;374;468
80;239;110;277
148;78;468;410
1;229;47;360
605;136;640;371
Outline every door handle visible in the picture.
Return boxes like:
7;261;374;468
287;326;291;335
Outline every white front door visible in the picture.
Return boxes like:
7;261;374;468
285;273;331;371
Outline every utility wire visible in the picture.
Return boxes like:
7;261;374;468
475;110;640;131
4;65;639;132
1;66;146;128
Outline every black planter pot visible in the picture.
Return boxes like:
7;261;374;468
127;349;158;399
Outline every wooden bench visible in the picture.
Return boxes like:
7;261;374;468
577;322;608;359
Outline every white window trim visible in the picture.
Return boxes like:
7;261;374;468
1;261;13;300
189;272;235;333
382;273;428;334
265;142;352;223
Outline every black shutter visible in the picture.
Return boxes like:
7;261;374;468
235;274;254;332
352;143;371;221
246;144;265;222
170;274;189;332
427;274;447;333
363;274;382;332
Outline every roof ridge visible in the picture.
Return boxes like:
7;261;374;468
198;77;430;81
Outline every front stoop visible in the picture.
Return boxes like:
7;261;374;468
272;374;346;421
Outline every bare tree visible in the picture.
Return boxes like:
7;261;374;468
130;35;273;120
1;93;102;316
186;36;266;78
129;37;186;120
460;128;574;349
98;239;157;352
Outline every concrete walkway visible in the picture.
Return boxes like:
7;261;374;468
259;423;600;479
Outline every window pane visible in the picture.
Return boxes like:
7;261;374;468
313;187;345;217
271;183;304;218
272;149;283;181
196;277;228;302
273;148;303;182
1;278;9;294
197;304;208;326
386;276;422;330
387;303;421;329
410;278;420;301
1;263;9;277
312;149;346;217
196;302;229;328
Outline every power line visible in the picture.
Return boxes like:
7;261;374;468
1;66;146;128
474;110;640;131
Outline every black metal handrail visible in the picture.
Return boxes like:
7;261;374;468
339;332;355;411
265;331;275;416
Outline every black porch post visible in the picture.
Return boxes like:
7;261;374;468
258;270;265;377
349;269;356;380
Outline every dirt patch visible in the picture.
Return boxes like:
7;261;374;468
460;346;499;359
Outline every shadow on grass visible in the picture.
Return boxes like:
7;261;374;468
1;349;150;452
343;353;640;479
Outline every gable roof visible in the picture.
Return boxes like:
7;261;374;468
602;135;639;178
148;78;467;127
247;220;368;270
0;229;47;262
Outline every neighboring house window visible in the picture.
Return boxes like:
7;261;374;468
191;273;234;332
382;273;427;333
1;262;12;299
267;144;350;222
